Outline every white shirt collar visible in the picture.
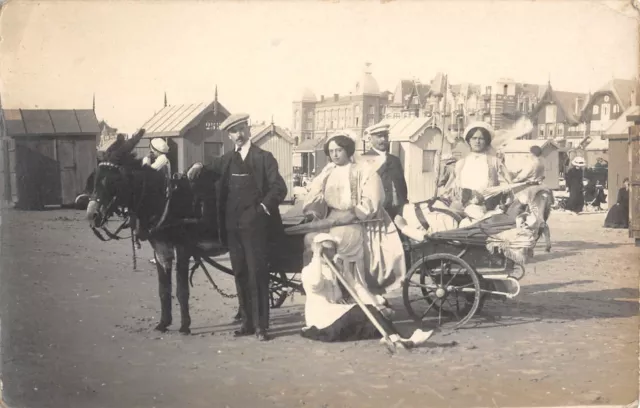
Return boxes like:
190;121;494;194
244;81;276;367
372;147;387;156
236;140;252;160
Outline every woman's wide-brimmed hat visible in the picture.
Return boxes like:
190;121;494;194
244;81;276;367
571;156;586;167
463;121;495;145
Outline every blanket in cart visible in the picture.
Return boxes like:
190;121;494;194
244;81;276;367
428;214;538;265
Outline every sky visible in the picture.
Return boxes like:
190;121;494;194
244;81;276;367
0;0;638;134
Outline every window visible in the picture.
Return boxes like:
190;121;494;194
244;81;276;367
368;117;375;126
369;105;375;114
613;104;620;114
545;105;557;123
422;150;437;173
557;125;564;136
540;127;545;137
503;85;508;96
204;142;222;165
602;104;610;117
593;105;599;115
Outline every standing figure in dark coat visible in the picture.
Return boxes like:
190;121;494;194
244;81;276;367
565;157;585;215
584;178;607;210
362;123;408;220
187;113;288;341
604;178;630;228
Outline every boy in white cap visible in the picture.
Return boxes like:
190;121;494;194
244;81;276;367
142;138;171;175
300;233;434;348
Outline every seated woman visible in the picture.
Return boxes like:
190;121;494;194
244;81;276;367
443;122;513;212
300;234;434;347
604;178;630;229
303;133;405;310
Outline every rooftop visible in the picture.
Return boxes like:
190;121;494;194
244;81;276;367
2;108;100;136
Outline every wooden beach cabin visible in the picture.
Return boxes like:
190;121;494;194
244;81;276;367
603;105;639;205
499;139;560;190
1;108;99;209
294;136;328;178
250;121;296;201
376;117;452;203
136;100;232;174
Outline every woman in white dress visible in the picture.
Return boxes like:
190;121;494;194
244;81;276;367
303;134;405;310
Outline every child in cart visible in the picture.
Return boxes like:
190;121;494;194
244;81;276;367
300;233;434;348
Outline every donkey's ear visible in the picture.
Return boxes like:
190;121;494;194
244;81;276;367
117;129;146;155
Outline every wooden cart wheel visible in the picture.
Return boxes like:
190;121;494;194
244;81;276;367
269;271;289;308
402;253;482;329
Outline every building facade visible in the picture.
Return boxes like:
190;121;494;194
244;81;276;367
528;83;589;148
581;78;638;136
291;63;391;150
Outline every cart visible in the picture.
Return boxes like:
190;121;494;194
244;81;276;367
401;215;533;328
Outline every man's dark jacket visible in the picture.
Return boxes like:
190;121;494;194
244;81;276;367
201;144;287;246
363;149;408;216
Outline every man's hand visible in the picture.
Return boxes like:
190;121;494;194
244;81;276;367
187;163;204;181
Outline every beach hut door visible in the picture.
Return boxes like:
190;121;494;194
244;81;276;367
57;139;78;205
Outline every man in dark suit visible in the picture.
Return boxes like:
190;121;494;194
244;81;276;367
363;123;408;220
187;113;287;341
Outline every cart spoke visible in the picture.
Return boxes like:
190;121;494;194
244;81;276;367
408;295;432;304
407;280;437;290
421;300;438;319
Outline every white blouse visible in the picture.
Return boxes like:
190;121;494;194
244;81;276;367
458;153;491;192
323;163;354;211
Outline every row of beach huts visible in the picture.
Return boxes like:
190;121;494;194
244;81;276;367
0;97;626;210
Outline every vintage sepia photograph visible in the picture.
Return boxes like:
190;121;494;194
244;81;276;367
0;0;639;407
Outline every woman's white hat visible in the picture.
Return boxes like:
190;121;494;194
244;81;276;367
571;156;586;167
463;121;495;145
150;138;169;154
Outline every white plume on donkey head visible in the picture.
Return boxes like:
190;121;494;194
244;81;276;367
487;116;534;154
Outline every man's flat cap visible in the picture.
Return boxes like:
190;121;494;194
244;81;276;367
365;123;390;136
220;113;250;131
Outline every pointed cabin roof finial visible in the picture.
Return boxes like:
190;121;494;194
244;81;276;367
164;91;168;108
213;84;219;115
92;93;96;111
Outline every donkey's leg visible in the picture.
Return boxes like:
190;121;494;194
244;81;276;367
175;245;191;335
152;240;174;332
542;223;552;252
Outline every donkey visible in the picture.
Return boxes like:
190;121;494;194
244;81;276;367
506;186;554;255
86;130;224;334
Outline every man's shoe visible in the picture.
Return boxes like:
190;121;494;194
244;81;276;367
233;327;255;337
256;330;271;341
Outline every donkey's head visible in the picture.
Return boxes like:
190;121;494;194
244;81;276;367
86;130;146;228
